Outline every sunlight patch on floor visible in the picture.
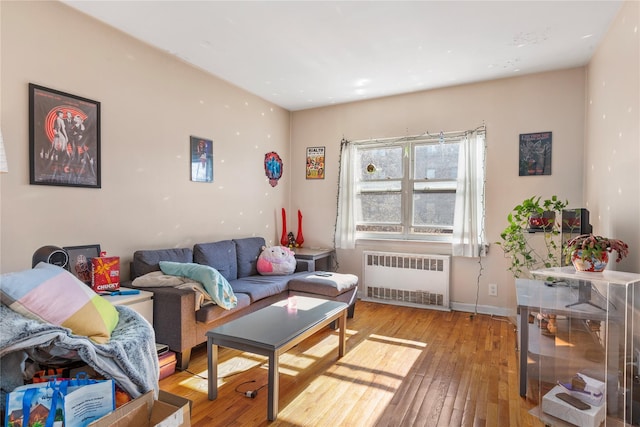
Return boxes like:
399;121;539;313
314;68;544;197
177;353;268;390
368;333;427;348
276;333;426;425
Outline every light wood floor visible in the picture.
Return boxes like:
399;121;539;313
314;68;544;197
159;301;545;426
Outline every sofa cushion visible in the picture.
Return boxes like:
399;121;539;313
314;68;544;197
159;261;237;310
196;293;251;323
288;272;359;297
230;272;304;302
234;237;265;278
132;248;193;278
193;240;237;281
0;263;119;344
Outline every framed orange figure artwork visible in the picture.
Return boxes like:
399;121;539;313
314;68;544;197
191;136;213;182
306;146;325;179
29;83;101;188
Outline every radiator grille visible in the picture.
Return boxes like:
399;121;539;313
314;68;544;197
362;251;450;311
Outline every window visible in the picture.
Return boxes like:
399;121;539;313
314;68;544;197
336;129;486;250
355;138;459;239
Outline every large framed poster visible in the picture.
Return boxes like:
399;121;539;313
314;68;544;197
519;131;552;176
306;146;325;179
29;83;101;188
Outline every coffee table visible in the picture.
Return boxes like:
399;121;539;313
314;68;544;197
206;296;348;421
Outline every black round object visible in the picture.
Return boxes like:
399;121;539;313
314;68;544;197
32;245;69;269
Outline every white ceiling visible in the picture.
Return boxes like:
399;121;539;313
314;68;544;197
62;1;623;111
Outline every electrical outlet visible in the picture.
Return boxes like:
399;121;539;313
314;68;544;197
488;283;498;297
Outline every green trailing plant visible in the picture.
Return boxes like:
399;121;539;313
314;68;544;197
564;233;629;265
497;195;569;277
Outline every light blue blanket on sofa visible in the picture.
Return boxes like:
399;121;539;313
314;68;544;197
0;303;159;412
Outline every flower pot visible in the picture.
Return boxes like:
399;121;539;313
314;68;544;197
571;249;609;272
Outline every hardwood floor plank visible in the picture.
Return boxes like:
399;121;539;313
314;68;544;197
159;301;544;426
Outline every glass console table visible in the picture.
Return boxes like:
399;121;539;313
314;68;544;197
516;267;639;426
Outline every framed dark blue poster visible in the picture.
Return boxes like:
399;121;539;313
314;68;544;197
519;131;552;176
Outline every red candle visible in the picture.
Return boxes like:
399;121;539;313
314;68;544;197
280;208;288;246
295;209;304;247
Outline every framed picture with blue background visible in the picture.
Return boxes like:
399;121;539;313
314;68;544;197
190;136;213;182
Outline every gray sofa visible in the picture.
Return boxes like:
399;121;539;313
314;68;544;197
129;237;357;370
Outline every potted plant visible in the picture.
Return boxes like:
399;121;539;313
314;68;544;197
497;195;569;277
564;233;629;272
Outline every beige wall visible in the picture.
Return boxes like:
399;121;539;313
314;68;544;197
585;0;639;273
290;1;640;314
1;1;637;315
0;1;292;276
291;68;586;315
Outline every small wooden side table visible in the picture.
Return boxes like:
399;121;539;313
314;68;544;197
101;287;154;324
293;248;336;272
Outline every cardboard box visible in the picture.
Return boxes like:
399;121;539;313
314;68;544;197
542;385;605;427
91;256;121;292
88;390;191;427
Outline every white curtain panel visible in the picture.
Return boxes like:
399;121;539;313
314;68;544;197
335;141;357;249
0;130;8;173
452;130;486;257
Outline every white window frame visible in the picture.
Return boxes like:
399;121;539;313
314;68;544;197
353;136;459;242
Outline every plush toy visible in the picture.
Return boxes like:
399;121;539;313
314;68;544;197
256;245;296;276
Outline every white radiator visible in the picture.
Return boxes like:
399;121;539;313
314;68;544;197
362;251;451;311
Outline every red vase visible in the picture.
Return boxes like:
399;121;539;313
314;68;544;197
295;210;304;247
280;208;288;246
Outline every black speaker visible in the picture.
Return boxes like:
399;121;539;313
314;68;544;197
32;245;69;270
562;208;592;234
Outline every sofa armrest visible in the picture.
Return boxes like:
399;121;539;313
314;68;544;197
132;286;197;357
295;259;314;272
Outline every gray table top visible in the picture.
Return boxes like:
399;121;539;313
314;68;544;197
206;296;347;350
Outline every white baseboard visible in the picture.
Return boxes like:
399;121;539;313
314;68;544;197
357;295;515;320
451;301;514;319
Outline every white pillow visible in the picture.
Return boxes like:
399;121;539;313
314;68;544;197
132;271;196;287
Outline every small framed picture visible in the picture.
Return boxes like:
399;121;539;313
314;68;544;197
29;83;101;188
519;132;552;176
64;244;101;285
306;146;325;179
190;136;213;182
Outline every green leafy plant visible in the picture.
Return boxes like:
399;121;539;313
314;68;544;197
564;234;629;265
497;195;569;277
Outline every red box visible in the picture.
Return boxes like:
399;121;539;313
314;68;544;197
158;351;176;380
91;256;120;292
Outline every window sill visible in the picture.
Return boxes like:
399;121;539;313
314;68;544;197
355;238;453;254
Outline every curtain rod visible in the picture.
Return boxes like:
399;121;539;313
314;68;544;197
349;125;485;146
